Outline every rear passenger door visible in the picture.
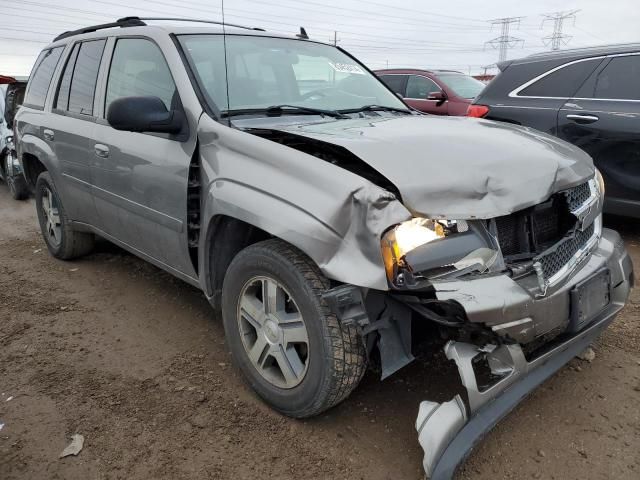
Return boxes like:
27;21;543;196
92;37;194;275
50;39;106;223
404;75;448;115
558;54;640;216
487;58;602;134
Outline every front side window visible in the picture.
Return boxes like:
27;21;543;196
178;35;408;113
105;38;177;113
379;75;407;96
437;74;485;99
592;55;640;100
405;75;441;99
518;59;601;98
24;47;64;108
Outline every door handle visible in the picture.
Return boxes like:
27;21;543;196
566;114;599;124
43;129;54;141
94;144;110;158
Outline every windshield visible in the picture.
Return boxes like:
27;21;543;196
437;74;485;99
178;34;408;114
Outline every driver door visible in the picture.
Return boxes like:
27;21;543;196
403;75;449;115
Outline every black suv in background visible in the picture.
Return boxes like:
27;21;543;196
470;44;640;218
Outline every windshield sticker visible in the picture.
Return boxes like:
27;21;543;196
329;62;366;75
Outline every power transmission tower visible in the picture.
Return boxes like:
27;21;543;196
541;10;580;50
485;17;525;63
482;64;495;75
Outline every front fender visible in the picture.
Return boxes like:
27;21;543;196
198;115;411;290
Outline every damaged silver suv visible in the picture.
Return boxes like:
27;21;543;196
16;17;633;478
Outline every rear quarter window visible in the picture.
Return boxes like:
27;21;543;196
24;47;64;109
517;58;601;98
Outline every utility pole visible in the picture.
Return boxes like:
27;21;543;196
333;31;338;46
485;17;524;63
542;10;579;50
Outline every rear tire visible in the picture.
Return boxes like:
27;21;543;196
221;239;367;418
35;171;94;259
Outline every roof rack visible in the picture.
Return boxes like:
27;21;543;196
54;17;145;42
54;16;265;42
139;17;266;31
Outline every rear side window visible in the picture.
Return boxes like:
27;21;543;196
405;75;441;99
379;75;407;96
105;38;176;113
55;43;80;111
592;55;640;100
518;59;600;98
24;47;64;109
67;40;106;116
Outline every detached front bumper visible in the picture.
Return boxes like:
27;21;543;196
417;228;633;479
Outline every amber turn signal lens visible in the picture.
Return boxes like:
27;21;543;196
381;232;398;281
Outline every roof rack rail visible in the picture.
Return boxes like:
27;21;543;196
54;16;146;42
138;17;266;31
53;16;265;41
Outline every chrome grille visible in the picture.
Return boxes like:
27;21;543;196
535;223;595;280
495;180;599;287
564;182;591;211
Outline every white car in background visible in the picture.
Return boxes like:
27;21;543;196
1;75;29;200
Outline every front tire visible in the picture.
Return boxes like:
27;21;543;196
35;171;94;259
221;239;367;418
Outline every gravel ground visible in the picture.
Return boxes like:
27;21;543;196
0;186;638;480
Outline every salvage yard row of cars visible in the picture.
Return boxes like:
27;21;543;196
3;16;636;479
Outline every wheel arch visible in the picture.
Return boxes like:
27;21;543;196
203;214;272;309
20;134;57;189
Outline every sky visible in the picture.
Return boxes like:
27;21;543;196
1;0;639;77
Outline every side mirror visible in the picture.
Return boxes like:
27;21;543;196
427;91;446;102
395;92;404;99
107;96;183;134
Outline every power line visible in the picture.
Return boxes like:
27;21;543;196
485;16;525;63
542;10;580;50
141;0;491;48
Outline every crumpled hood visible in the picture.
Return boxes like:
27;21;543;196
270;115;594;219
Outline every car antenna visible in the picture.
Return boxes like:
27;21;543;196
296;27;309;39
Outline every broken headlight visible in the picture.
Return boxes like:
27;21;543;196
381;218;467;282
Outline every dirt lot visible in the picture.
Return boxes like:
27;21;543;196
0;186;638;480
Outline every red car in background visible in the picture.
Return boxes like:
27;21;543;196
375;69;486;116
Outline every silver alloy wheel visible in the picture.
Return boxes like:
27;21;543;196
41;186;62;246
237;276;310;389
